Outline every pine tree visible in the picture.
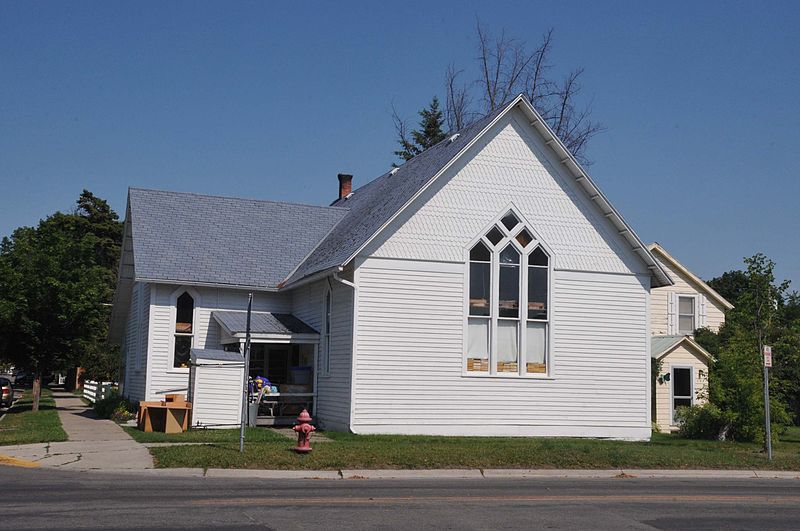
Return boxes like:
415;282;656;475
394;97;448;162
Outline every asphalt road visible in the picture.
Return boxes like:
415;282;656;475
2;467;799;530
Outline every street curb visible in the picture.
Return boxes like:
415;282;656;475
66;468;800;480
205;469;342;479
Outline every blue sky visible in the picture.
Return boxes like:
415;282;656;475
1;1;798;286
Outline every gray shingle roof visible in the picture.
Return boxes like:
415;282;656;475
129;188;347;289
213;311;318;336
282;105;508;286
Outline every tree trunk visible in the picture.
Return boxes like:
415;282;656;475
31;373;41;413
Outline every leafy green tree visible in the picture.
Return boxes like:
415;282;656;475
700;254;794;442
0;191;122;411
393;97;448;163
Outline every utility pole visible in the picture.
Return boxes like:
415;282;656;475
239;293;253;454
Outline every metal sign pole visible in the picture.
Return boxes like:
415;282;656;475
239;293;253;454
763;345;772;460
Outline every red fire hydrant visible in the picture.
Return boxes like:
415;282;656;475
292;409;316;453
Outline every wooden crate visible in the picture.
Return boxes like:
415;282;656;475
526;363;547;374
497;361;518;372
467;358;489;372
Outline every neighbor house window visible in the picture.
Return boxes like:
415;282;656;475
678;296;695;335
465;211;550;376
321;289;332;375
173;292;194;368
672;366;693;423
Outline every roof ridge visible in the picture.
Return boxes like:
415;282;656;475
129;186;349;212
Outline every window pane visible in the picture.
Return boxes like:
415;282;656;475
529;246;548;266
467;318;489;372
176;292;194;333
486;226;504;245
499;245;520;264
673;398;692;422
673;368;692;397
174;335;192;368
497;320;518;372
469;262;490;316
679;296;694;315
515;228;533;248
678;315;695;335
526;322;547;373
499;264;519;318
501;212;519;231
528;267;548;319
470;241;491;262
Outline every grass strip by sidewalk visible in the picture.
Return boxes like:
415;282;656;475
147;426;800;471
123;426;286;444
0;388;68;446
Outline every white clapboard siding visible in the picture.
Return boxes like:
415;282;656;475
123;282;147;401
146;284;291;401
362;107;647;278
651;257;726;335
189;363;244;429
352;258;650;439
291;278;353;431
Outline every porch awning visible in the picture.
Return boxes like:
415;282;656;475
212;311;319;342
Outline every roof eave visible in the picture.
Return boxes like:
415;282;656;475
136;277;281;293
648;243;734;310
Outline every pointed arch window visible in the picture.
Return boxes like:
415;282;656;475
465;211;551;376
173;292;194;369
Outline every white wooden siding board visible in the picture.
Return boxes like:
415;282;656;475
291;278;353;431
353;263;648;435
362;110;647;279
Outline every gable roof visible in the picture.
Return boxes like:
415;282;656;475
128;188;348;290
648;243;734;310
283;94;672;288
651;334;713;362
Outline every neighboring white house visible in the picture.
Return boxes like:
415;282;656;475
110;94;675;439
648;243;734;432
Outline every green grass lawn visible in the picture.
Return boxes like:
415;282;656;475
147;426;800;470
123;426;287;444
0;388;68;446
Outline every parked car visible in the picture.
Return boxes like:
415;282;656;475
0;377;14;408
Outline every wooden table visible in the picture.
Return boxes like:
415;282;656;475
138;401;192;433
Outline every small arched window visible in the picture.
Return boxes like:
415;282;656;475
465;211;551;376
173;292;194;368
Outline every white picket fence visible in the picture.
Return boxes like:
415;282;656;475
83;380;117;403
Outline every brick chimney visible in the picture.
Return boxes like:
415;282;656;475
337;173;353;199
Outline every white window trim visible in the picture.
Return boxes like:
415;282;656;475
320;286;332;377
462;206;554;379
677;294;698;336
670;364;695;425
167;286;200;374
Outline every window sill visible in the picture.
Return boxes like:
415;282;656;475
166;367;190;374
462;372;555;380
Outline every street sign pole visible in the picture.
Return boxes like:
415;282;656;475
762;345;772;461
239;293;253;454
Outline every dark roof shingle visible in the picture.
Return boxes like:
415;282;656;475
129;188;347;289
213;311;318;335
283;106;506;285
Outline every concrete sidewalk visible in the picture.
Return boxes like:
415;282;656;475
0;389;153;470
